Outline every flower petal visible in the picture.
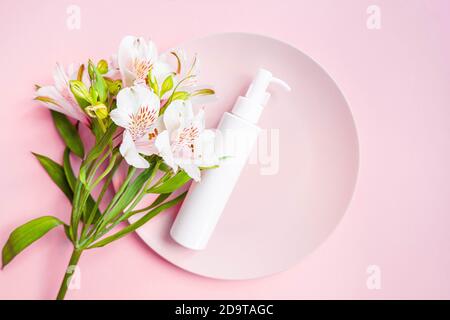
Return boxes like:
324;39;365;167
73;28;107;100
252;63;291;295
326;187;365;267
110;108;131;129
163;99;194;133
118;36;138;87
36;86;87;124
36;85;63;104
135;37;158;62
135;133;157;156
191;108;206;132
152;60;173;87
118;36;159;87
155;130;177;172
116;86;140;115
120;130;149;168
133;84;160;114
53;63;70;92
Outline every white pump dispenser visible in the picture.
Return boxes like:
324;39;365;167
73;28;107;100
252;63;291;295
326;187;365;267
232;69;291;124
170;68;291;250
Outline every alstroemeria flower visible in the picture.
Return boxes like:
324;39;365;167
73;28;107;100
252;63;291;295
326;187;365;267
118;35;171;87
155;100;218;181
35;63;89;125
104;54;121;80
160;49;216;104
110;85;161;168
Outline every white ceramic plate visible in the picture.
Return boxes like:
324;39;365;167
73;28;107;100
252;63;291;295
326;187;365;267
113;33;359;280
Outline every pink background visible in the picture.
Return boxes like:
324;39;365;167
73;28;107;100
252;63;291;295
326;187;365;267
0;0;449;299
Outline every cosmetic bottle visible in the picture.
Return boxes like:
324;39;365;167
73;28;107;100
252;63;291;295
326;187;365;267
170;68;291;250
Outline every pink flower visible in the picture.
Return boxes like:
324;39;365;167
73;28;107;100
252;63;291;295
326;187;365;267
35;63;89;125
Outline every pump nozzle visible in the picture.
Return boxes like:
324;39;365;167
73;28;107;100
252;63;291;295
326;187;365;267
244;68;291;106
232;68;291;124
270;76;291;91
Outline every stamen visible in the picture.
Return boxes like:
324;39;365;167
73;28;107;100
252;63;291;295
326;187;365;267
129;105;157;141
148;128;159;141
173;125;200;154
133;59;152;82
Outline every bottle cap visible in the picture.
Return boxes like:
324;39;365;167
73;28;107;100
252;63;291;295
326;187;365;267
232;68;290;124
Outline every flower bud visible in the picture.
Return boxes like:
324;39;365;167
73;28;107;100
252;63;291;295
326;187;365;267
69;80;92;104
89;86;99;103
86;103;108;119
87;60;95;80
107;79;122;96
97;59;108;74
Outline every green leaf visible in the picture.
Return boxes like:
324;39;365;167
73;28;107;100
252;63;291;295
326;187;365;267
84;196;102;225
147;70;159;95
128;192;173;217
32;153;73;200
150;192;172;208
160;75;174;98
89;192;187;249
2;216;65;268
160;91;191;115
51;111;85;158
101;163;157;225
63;148;101;224
63;224;72;241
147;170;191;194
171;91;190;101
63;148;76;190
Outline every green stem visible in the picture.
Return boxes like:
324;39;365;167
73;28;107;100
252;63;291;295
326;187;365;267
88;160;160;243
105;166;137;213
85;167;136;243
80;157;122;243
56;248;83;300
89;152;118;190
86;148;111;186
128;193;172;216
70;181;84;241
96;118;106;133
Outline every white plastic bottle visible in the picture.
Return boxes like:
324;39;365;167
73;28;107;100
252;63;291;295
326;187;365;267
170;68;291;250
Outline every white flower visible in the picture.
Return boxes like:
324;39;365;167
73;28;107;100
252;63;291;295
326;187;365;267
118;35;171;87
110;85;161;168
104;54;121;80
160;49;216;104
155;100;219;181
35;63;89;125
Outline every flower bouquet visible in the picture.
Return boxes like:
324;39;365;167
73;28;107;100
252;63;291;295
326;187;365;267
1;36;219;299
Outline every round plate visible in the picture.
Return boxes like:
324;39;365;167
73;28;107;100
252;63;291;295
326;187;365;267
113;33;359;280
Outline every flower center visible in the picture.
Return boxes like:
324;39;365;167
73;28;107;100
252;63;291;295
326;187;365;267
133;59;152;82
129;105;157;141
173;126;199;157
